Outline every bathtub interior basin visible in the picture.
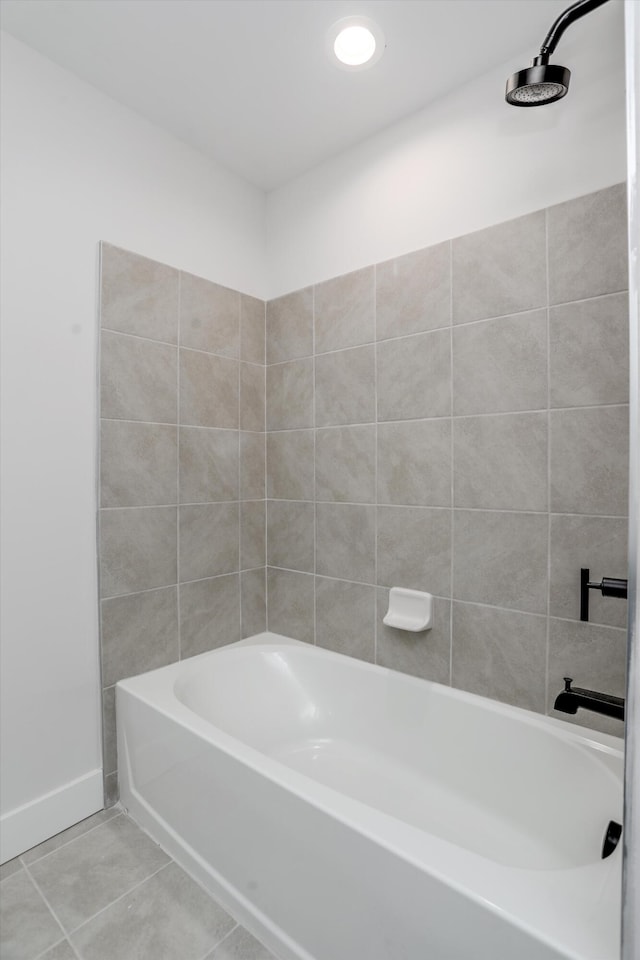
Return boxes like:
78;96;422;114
174;641;622;873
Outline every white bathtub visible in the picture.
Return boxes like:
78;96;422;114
117;633;623;960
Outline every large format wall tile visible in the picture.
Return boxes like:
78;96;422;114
179;427;238;503
452;309;547;415
315;577;375;662
241;294;266;365
550;406;629;515
452;210;546;325
101;244;179;343
179;574;241;658
549;293;629;408
314;267;375;353
548;183;628;305
316;503;375;583
267;287;313;363
315;425;375;503
240;362;265;432
376;506;451;596
240;432;265;500
267;568;314;643
241;500;266;571
376;243;450;340
267;500;314;572
451;602;547;712
101;421;177;507
377;419;451;507
101;587;178;686
100;507;177;598
241;568;266;637
267;359;314;430
453;413;547;511
267;430;314;500
180;350;238;428
315;345;376;426
101;332;177;423
377;329;451;421
179;503;239;582
179;272;239;357
453;511;548;614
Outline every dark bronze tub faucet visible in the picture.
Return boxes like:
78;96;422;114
554;677;625;722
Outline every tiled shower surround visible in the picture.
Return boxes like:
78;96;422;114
98;246;267;803
99;182;629;802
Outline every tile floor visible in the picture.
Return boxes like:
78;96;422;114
0;807;279;960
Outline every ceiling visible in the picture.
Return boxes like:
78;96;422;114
0;0;611;190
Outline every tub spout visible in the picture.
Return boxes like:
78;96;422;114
554;677;625;721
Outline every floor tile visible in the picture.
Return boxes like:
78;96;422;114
70;862;236;960
21;808;120;866
28;815;170;932
0;870;62;960
205;924;279;960
0;856;23;881
40;941;78;960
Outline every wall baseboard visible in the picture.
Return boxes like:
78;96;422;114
0;769;103;863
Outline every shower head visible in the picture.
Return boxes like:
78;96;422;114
505;0;609;108
505;56;571;107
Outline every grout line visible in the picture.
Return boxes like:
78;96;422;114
21;860;77;945
32;937;80;960
265;401;630;434
19;811;123;869
101;327;179;350
260;285;628;366
65;861;173;940
101;501;223;512
101;417;180;429
193;923;241;960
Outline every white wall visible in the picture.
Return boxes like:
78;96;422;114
0;31;267;861
266;3;627;298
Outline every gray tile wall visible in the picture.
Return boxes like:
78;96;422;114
98;245;266;803
264;183;630;736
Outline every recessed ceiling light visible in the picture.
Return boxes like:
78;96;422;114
328;16;385;70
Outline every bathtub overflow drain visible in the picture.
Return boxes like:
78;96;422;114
601;820;622;859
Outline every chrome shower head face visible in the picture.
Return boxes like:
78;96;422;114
505;61;571;106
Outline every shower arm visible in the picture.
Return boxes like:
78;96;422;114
535;0;611;64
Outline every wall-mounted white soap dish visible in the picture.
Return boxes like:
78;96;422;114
383;588;433;632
